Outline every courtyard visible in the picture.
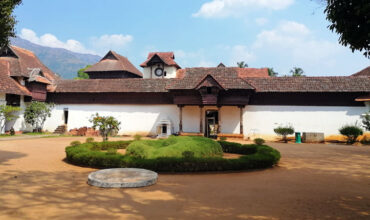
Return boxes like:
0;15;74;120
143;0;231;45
0;137;369;220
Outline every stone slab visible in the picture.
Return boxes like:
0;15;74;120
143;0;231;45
87;168;158;188
302;132;325;143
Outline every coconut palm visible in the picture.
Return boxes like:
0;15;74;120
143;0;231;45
237;61;248;68
268;68;278;77
290;67;305;77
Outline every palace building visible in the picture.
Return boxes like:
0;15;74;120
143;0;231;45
1;46;369;139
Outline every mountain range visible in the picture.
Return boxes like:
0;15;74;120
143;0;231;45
10;37;101;79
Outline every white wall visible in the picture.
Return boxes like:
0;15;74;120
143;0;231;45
44;104;180;135
142;66;177;79
5;96;33;133
243;105;368;139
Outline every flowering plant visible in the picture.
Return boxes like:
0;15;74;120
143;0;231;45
89;113;121;141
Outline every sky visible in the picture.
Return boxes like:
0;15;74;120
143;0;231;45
13;0;369;76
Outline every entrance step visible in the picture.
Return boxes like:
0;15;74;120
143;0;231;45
53;125;67;134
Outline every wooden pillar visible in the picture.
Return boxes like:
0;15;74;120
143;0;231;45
199;106;204;134
178;105;183;133
239;106;244;135
217;106;221;134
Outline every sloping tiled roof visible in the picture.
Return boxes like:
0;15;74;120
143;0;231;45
54;78;176;93
140;52;180;69
167;67;257;90
85;51;143;77
352;66;370;77
246;77;370;92
0;61;31;96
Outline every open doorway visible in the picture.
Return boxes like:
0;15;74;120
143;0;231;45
63;108;69;125
205;110;218;138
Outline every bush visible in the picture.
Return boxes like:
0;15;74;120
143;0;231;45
133;134;142;141
218;141;258;154
126;136;223;159
339;125;363;144
89;113;120;141
182;151;195;158
85;137;94;143
106;148;117;155
274;125;294;143
65;140;281;172
254;138;265;145
360;137;370;145
9;128;15;136
70;141;82;147
219;136;227;141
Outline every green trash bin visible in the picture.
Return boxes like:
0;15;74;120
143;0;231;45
295;132;301;143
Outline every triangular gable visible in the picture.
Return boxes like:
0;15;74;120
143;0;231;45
0;46;18;58
101;51;119;61
147;54;165;66
195;74;224;90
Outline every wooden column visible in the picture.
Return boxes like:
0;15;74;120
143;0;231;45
178;105;183;133
239;106;244;135
217;106;221;134
199;106;204;134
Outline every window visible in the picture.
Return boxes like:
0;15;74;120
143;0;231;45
207;87;212;94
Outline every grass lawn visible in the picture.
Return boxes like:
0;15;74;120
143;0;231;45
126;136;223;159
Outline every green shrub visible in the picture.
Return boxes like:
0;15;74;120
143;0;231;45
254;138;265;145
9;128;15;136
217;141;257;154
86;137;94;143
360;137;370;145
106;148;117;155
70;141;82;147
339;125;363;144
126;136;223;159
219;136;227;141
182;151;195;158
65;141;281;172
274;125;294;143
133;134;142;141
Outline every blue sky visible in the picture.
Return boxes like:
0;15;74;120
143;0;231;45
14;0;369;76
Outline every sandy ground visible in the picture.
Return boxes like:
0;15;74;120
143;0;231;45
0;137;369;220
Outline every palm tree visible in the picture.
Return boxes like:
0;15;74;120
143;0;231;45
268;68;278;77
290;67;305;77
237;61;248;68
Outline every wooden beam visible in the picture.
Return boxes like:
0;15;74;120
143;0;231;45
178;105;183;133
239;105;244;135
217;106;221;134
199;105;204;134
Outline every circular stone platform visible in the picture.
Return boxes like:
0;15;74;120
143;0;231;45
87;168;158;188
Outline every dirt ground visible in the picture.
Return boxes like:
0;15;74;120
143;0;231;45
0;137;369;220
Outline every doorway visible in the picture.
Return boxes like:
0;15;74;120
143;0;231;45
205;110;218;138
63;108;69;125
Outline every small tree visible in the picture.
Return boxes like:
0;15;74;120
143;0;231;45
237;61;248;68
290;67;305;77
90;113;120;141
339;125;363;144
0;105;21;133
24;101;54;132
74;65;91;80
361;112;370;131
274;125;295;143
268;68;278;77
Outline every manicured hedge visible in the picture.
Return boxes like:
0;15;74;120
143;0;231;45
65;140;281;172
217;141;258;154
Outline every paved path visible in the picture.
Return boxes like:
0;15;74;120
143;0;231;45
0;137;369;220
0;134;58;141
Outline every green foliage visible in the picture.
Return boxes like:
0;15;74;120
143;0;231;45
126;136;223;159
361;112;370;131
360;137;370;145
65;140;281;172
237;61;248;68
218;141;258;154
254;138;265;145
70;141;82;147
0;0;22;48
106;148;117;155
339;125;363;144
182;151;195;159
219;136;227;141
290;67;305;77
268;68;278;77
85;137;94;143
0;104;21;133
274;125;295;143
9;127;15;136
24;101;54;132
324;0;370;57
133;134;142;141
74;65;91;80
89;113;120;141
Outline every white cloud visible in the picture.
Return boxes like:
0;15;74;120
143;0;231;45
229;45;255;66
19;28;133;56
193;0;294;18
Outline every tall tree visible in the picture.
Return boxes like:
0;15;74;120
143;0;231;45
268;68;278;77
237;61;248;68
0;0;22;48
74;65;91;80
290;67;305;77
324;0;370;58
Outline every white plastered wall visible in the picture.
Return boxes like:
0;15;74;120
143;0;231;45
243;105;368;139
142;66;177;79
43;104;180;136
5;96;33;132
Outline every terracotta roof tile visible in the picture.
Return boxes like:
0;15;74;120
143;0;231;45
0;61;31;96
246;77;370;92
85;51;143;77
140;52;180;69
352;66;370;77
